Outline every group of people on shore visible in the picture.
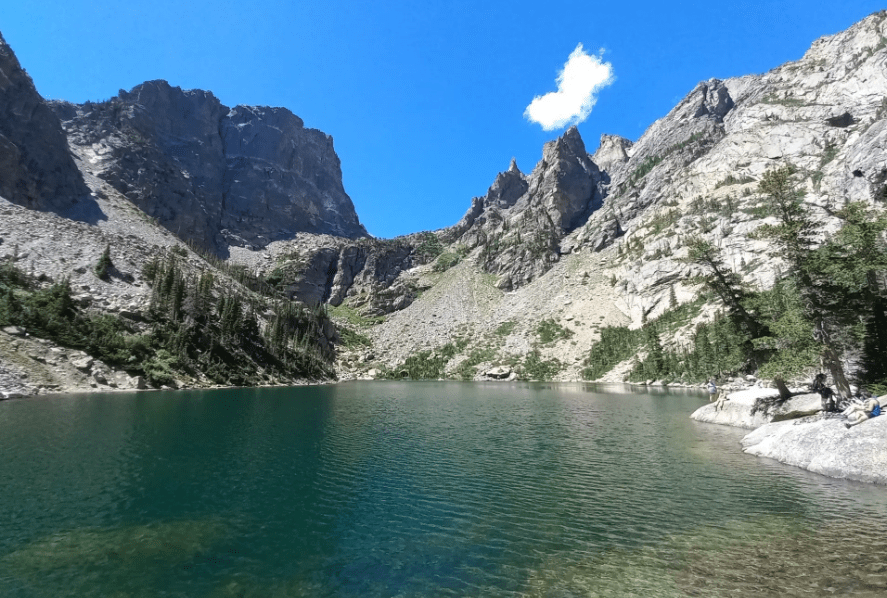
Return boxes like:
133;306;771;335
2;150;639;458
811;373;882;428
706;374;882;428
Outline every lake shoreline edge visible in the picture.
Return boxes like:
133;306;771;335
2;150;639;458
691;388;887;485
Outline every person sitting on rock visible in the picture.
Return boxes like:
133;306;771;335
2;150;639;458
812;373;838;412
714;392;730;412
844;397;881;428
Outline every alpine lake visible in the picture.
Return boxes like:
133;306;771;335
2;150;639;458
1;381;885;597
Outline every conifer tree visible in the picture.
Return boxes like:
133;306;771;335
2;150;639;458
95;245;113;281
750;166;852;397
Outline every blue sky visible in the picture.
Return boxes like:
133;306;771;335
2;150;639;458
3;1;884;238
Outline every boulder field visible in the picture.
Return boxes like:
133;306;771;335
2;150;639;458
692;389;886;484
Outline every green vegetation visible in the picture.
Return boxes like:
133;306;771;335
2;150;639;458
432;245;468;272
627;154;665;187
337;326;372;349
328;303;385;328
645;208;681;235
1;251;336;388
94;245;113;281
521;349;563;381
581;326;644;380
0;272;150;368
627;313;750;383
627;133;705;187
535;319;574;344
679;166;887;396
714;174;755;189
819;142;839;167
183;239;284;298
381;342;463;379
689;194;739;218
580;298;708;381
453;345;498;380
495;320;517;336
415;232;444;263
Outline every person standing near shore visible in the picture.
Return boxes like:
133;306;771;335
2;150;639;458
708;379;718;402
812;373;838;412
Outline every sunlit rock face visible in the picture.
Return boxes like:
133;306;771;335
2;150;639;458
0;32;89;212
50;80;367;252
742;414;887;485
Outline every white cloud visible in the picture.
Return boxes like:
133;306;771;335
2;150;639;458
524;44;614;131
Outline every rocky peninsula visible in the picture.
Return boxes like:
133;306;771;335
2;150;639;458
692;389;887;485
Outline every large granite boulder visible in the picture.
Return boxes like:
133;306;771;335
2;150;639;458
691;388;821;429
692;387;886;484
742;415;887;485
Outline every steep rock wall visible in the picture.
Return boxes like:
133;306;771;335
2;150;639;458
0;32;89;213
50;80;367;252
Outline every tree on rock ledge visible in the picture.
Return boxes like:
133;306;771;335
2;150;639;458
693;165;887;398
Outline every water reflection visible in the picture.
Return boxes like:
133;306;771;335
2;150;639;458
0;381;885;597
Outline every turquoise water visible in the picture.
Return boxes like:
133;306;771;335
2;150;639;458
0;381;885;597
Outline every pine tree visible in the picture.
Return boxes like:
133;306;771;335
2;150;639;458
684;236;760;338
750;166;853;398
95;245;113;281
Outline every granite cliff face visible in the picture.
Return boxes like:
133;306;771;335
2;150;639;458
3;13;887;396
50;80;367;252
317;11;887;380
0;32;90;213
0;33;363;396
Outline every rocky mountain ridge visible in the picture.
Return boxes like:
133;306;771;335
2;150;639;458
2;12;887;396
49;79;367;253
0;32;91;214
1;31;348;396
314;10;887;381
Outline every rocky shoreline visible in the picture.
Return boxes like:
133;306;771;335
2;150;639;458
691;388;887;485
0;325;330;400
6;350;884;488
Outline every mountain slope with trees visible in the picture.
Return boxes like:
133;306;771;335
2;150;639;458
2;12;887;396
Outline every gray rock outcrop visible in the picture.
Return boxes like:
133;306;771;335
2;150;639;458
742;415;887;485
591;134;631;173
692;385;886;484
0;31;90;213
443;125;606;290
50;80;367;252
691;389;823;429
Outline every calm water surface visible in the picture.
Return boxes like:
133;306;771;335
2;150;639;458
1;381;885;597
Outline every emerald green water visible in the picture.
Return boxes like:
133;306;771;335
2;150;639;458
1;381;885;597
